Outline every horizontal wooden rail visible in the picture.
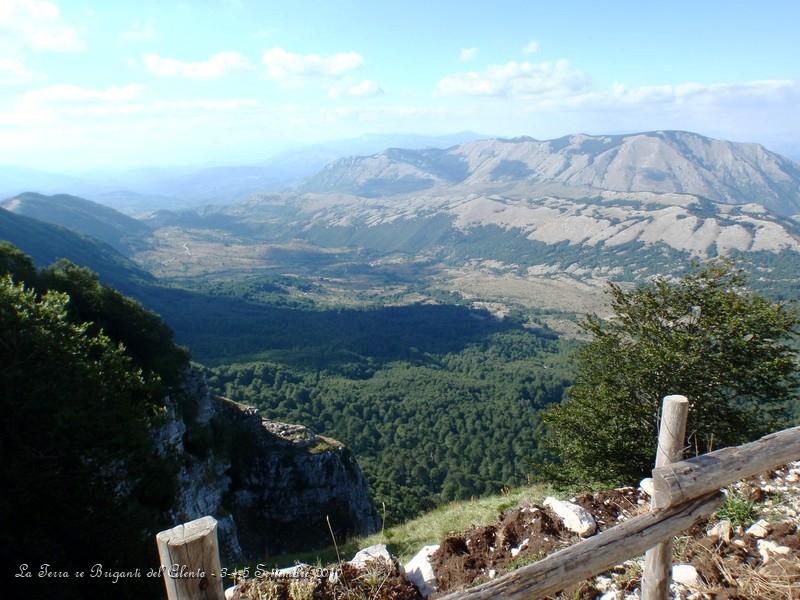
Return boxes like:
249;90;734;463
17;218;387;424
439;492;722;600
652;425;800;509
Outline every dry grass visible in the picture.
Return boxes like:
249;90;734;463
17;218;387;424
675;534;800;600
714;552;800;600
269;483;552;567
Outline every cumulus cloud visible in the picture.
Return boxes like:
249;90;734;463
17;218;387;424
142;52;250;79
0;0;85;52
119;19;157;43
459;47;478;62
0;57;36;85
437;59;591;98
522;40;541;55
261;47;364;83
328;79;383;99
437;55;800;116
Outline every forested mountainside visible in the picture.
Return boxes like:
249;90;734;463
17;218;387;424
0;243;378;600
0;201;577;523
0;206;152;294
1;192;151;253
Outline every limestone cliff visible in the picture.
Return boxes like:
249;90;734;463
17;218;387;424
154;368;380;563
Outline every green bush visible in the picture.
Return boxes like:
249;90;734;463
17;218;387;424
538;262;799;486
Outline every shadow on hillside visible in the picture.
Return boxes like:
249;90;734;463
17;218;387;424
135;284;532;372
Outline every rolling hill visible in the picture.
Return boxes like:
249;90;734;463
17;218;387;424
0;207;152;293
1;192;152;254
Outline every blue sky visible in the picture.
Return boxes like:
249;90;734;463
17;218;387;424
1;0;798;170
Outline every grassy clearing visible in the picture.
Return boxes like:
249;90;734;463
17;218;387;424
262;484;553;568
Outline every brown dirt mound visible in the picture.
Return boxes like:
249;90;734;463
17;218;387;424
431;502;587;594
571;486;644;530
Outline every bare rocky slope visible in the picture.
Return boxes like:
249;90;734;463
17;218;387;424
221;132;800;285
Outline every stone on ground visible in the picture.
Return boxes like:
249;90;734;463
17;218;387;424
403;544;440;597
543;496;597;536
639;477;655;497
671;563;702;589
350;543;392;568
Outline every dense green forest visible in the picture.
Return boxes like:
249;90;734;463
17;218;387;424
0;242;188;599
206;325;574;523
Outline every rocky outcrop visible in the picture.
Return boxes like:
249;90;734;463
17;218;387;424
154;368;379;563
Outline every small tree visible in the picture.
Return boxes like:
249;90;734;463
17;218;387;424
539;262;799;486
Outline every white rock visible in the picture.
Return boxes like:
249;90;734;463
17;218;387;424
543;496;597;536
757;540;791;563
224;585;240;600
350;544;392;568
403;544;439;598
707;520;732;543
671;564;702;589
488;569;496;579
594;575;614;592
746;519;769;538
639;478;655;497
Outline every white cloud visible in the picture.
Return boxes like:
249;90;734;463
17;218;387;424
436;55;800;118
261;47;364;83
120;19;157;43
522;40;541;55
328;79;384;99
0;57;36;85
437;59;591;98
459;47;478;62
545;79;800;112
142;52;251;79
0;0;85;52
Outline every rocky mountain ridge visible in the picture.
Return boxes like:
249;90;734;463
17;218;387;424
302;131;800;217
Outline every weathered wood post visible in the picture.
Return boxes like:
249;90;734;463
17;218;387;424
156;515;225;600
642;395;689;600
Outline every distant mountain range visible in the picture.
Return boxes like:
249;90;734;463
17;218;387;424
2;130;799;303
302;131;800;217
0;132;486;213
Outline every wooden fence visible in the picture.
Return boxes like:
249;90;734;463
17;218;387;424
155;395;800;600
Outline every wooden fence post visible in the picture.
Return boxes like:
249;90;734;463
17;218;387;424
156;515;225;600
641;395;689;600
